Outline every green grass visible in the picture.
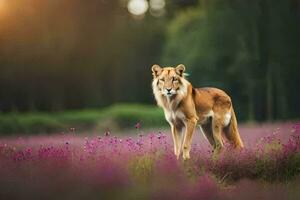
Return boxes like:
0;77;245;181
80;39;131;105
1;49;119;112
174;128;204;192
0;104;166;135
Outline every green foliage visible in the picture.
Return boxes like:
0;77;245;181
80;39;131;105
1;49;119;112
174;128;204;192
99;104;165;129
129;154;155;184
161;0;300;121
0;113;65;134
0;104;165;135
254;153;300;182
56;110;104;128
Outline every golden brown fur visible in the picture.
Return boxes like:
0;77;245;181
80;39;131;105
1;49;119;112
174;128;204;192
151;64;244;160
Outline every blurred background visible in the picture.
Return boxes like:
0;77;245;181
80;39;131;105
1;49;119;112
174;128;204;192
0;0;299;134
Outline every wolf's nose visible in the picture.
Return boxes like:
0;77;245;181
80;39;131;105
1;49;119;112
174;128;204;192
166;88;172;92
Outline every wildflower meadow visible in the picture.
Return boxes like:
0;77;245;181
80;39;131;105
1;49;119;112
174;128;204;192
1;123;300;200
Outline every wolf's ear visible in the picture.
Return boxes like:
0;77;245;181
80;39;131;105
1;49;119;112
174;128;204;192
175;64;185;76
151;64;162;77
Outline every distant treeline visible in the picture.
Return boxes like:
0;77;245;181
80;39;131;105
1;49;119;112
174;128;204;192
0;0;299;122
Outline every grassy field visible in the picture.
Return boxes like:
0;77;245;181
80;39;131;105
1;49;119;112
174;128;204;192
1;122;300;199
0;104;165;135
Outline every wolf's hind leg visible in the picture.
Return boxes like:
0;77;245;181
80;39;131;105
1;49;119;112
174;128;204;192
200;119;216;149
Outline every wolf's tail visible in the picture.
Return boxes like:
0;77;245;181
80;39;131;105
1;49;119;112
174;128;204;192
224;107;244;148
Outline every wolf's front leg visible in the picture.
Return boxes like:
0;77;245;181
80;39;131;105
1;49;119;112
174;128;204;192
170;124;182;159
182;118;197;160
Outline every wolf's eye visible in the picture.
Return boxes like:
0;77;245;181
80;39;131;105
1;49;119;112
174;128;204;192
172;77;178;82
159;78;165;82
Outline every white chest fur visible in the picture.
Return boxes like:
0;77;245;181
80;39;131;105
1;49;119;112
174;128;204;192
164;108;185;124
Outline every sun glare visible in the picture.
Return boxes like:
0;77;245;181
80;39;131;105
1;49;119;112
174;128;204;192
0;0;5;8
149;0;165;10
149;0;165;17
0;0;7;18
127;0;149;16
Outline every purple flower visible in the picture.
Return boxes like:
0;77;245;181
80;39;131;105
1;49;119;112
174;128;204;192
135;122;141;129
105;130;111;136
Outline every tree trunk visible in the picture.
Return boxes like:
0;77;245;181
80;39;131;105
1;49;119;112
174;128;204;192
275;64;288;119
247;81;255;121
266;63;273;121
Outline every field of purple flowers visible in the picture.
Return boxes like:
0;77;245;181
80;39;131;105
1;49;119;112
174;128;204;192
1;123;300;200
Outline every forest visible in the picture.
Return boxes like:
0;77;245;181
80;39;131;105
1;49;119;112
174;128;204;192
0;0;299;122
